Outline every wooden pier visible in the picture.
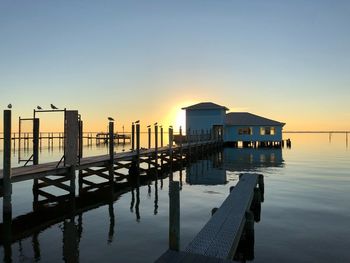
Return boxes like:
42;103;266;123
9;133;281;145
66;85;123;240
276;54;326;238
0;141;220;184
156;173;264;262
0;109;223;208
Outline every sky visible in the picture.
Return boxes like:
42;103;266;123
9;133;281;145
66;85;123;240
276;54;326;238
1;0;349;132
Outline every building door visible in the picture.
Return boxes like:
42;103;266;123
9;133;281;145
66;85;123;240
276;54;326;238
212;125;224;141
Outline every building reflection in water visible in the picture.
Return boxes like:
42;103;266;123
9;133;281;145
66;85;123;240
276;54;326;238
0;148;276;262
224;148;284;172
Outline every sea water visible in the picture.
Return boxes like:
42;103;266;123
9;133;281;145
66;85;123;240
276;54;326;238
0;133;349;262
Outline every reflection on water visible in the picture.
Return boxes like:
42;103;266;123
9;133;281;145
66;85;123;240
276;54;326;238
0;147;278;262
224;148;284;172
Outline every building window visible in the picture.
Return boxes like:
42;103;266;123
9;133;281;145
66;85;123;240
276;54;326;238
238;127;252;135
260;127;275;135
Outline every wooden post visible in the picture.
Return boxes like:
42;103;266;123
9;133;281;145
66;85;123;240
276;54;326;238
258;174;264;202
109;121;114;163
64;111;78;196
109;121;115;183
148;125;151;149
169;127;173;150
33;118;39;165
136;122;140;153
79;120;83;159
64;111;79;166
18;116;21;153
169;181;180;251
131;122;135;151
160;126;163;147
68;165;76;196
155;123;158;152
3;110;12;216
179;126;183;156
244;210;255;260
136;122;140;170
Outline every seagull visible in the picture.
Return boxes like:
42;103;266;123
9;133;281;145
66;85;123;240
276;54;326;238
108;117;114;121
37;106;42;110
154;122;158;126
135;120;140;124
7;104;12;109
50;104;58;109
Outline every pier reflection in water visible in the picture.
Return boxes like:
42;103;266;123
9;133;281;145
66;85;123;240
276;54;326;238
1;148;277;262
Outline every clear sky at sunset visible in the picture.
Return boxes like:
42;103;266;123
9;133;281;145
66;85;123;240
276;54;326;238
1;0;349;132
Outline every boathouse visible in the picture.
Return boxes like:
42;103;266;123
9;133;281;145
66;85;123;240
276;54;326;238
182;102;228;134
182;102;285;147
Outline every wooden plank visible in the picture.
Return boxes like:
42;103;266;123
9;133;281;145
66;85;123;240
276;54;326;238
185;174;259;259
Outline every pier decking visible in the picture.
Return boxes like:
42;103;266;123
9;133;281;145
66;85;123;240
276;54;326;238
0;141;218;184
156;173;263;262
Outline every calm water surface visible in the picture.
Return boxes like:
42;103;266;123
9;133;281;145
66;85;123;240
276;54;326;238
0;133;349;262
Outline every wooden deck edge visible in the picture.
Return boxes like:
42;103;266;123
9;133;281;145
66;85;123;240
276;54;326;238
184;173;259;259
155;249;233;263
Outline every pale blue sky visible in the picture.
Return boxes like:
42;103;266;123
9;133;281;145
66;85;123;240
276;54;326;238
1;0;349;131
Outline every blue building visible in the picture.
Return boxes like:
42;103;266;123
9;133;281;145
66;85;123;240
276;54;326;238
182;102;285;147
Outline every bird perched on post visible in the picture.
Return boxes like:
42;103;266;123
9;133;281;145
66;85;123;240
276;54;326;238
7;104;12;109
37;106;42;110
135;120;140;124
108;117;114;121
50;104;58;109
154;122;158;126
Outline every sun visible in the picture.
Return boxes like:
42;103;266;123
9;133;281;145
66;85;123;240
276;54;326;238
174;109;186;132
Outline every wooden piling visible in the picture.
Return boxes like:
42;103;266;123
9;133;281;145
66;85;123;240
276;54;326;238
155;123;158;152
169;127;173;150
64;111;79;166
131;122;135;151
258;174;264;202
160;126;163;147
169;181;180;251
69;165;76;196
79;120;83;159
148;125;151;149
3;110;12;216
179;126;183;156
33;118;39;165
136;122;140;170
109;121;114;163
